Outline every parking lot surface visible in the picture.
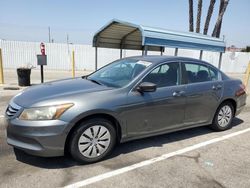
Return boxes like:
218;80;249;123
0;72;249;188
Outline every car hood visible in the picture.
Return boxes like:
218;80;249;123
13;78;112;107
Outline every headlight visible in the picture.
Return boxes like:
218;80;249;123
19;103;74;120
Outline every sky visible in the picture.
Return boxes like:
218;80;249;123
0;0;249;47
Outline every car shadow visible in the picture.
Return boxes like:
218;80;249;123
14;117;244;169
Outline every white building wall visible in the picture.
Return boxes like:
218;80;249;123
1;40;249;73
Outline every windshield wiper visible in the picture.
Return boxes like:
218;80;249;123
86;78;103;85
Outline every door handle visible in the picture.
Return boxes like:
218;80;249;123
212;84;222;90
173;91;185;97
216;85;222;90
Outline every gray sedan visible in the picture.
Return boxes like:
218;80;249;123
5;56;247;163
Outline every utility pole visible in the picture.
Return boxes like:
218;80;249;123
67;33;69;44
48;27;51;43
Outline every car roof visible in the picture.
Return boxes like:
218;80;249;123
127;55;211;66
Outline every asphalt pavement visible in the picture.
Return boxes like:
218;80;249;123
0;71;250;188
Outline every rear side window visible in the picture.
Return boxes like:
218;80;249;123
184;63;215;83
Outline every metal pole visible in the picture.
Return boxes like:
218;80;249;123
244;62;250;93
95;47;98;71
0;48;4;84
174;48;178;56
144;46;148;56
41;65;44;83
199;50;203;60
72;50;75;78
120;49;122;59
218;52;223;70
160;47;164;56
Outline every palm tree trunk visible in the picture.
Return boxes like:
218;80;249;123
212;0;229;38
196;0;203;33
203;0;216;35
189;0;194;32
215;0;225;37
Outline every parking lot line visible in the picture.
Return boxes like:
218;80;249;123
0;115;4;118
64;127;250;188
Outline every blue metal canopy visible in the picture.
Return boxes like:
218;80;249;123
93;19;225;53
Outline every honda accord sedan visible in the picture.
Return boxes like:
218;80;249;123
5;56;247;163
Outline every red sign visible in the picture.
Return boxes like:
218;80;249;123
40;42;45;55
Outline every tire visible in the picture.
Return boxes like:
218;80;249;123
210;102;234;131
69;118;116;163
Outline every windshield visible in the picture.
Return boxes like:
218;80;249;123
87;59;152;88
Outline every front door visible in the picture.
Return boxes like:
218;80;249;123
124;62;186;137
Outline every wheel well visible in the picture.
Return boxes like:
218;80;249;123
64;113;122;153
220;98;237;116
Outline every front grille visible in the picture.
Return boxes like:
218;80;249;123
6;102;21;118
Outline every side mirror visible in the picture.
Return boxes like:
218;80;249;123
137;82;157;92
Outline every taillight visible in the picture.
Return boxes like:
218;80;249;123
235;84;246;96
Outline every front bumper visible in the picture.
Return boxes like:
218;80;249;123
6;118;71;157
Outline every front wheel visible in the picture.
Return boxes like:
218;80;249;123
69;118;116;163
210;102;234;131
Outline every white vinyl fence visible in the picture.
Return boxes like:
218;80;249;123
0;39;249;73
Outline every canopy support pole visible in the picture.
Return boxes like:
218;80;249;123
199;50;203;60
160;47;164;56
142;46;148;56
144;46;148;56
120;49;123;59
174;48;178;56
218;52;223;70
95;47;98;71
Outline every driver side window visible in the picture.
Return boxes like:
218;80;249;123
142;62;180;88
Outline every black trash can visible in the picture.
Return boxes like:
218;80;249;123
17;68;31;86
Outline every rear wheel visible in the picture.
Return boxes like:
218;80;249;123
210;102;234;131
69;118;116;163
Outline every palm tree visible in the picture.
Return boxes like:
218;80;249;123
215;0;225;37
203;0;216;35
212;0;230;38
196;0;203;33
189;0;194;32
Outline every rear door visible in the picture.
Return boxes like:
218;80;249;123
182;62;223;125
